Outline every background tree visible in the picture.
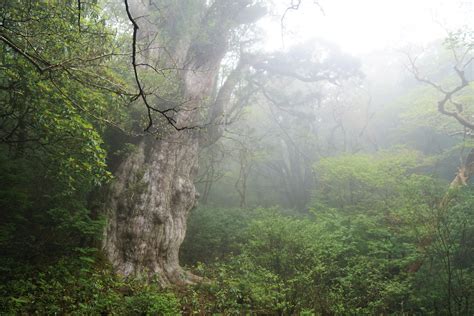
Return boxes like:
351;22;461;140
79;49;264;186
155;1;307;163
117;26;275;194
197;39;361;210
406;29;474;187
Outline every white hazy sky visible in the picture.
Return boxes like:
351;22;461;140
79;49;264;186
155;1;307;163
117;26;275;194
260;0;473;54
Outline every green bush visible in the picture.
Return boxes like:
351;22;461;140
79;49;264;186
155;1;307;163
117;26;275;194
181;207;265;265
180;153;474;314
181;255;284;314
182;208;416;314
0;257;180;315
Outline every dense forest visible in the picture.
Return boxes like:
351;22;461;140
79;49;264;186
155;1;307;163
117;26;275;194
1;0;473;314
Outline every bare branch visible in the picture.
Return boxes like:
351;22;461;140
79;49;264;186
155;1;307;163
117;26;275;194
124;0;205;132
406;53;474;130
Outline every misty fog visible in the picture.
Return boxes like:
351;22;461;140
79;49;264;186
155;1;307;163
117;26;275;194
1;0;473;314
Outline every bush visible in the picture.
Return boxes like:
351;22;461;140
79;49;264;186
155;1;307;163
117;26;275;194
181;152;474;315
182;204;429;314
0;257;180;315
181;207;265;265
181;255;284;315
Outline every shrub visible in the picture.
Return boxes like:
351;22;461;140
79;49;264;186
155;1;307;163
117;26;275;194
0;257;180;315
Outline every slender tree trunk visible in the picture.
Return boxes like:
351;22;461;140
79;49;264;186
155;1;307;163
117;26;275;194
449;149;474;188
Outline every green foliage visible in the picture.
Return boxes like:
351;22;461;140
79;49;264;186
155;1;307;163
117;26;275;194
184;208;422;314
399;83;474;136
0;258;180;315
413;187;474;315
183;152;474;314
0;0;126;265
313;148;428;212
182;256;284;314
244;211;423;314
1;2;473;315
181;207;261;265
0;3;125;308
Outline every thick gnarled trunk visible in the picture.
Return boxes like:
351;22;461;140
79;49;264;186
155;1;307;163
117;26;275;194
103;62;218;284
103;23;225;285
102;0;263;285
103;132;199;284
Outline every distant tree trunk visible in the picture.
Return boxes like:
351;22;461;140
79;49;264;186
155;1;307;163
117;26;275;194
200;149;225;205
405;46;474;278
102;0;264;285
449;149;474;188
235;147;251;208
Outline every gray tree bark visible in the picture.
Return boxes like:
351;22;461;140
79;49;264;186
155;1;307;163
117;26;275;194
102;0;264;285
103;52;219;284
103;134;199;284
